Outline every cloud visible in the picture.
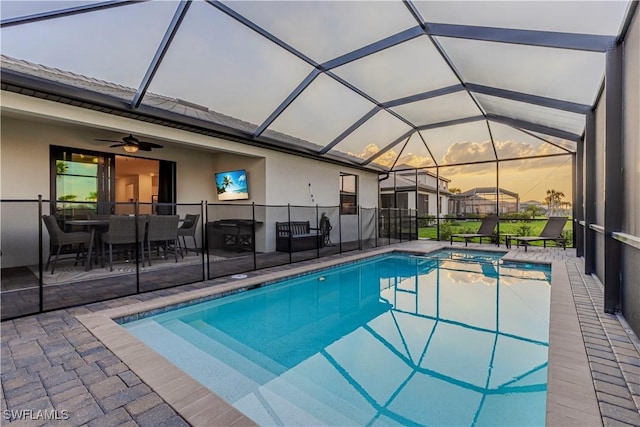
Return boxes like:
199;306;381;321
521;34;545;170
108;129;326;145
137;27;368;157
348;139;570;173
396;152;435;168
349;143;434;168
238;174;246;182
348;143;395;167
440;139;571;173
443;140;495;164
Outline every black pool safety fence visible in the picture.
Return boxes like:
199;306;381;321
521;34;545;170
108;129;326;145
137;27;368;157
0;197;418;320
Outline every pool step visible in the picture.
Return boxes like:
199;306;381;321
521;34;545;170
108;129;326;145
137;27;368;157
184;319;375;426
134;318;370;426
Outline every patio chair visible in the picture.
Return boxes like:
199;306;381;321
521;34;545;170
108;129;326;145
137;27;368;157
177;213;200;257
450;215;498;247
101;215;147;271
146;215;180;265
511;217;568;252
311;212;333;247
42;215;91;274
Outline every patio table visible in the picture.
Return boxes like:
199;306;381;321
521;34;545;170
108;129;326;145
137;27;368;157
65;220;109;271
66;217;187;270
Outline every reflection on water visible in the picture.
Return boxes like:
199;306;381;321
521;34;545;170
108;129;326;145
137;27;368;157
126;252;551;426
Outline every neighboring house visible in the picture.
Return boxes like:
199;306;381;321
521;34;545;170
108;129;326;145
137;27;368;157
379;166;451;217
449;187;520;216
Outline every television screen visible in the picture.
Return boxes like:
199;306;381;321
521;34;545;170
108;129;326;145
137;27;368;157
215;169;249;201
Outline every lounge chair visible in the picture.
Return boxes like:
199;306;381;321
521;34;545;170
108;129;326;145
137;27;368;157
450;216;498;247
511;216;568;252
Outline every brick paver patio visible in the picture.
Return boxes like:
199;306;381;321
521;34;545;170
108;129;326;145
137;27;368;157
1;242;639;426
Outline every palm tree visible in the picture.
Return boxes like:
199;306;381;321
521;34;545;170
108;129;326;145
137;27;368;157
545;189;565;216
222;175;233;190
56;160;68;175
525;204;544;219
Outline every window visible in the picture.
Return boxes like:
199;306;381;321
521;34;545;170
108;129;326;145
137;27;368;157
339;173;358;215
52;147;107;219
418;194;429;215
380;194;394;208
396;192;409;209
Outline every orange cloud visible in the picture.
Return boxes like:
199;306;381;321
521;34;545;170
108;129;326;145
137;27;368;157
440;139;570;173
348;143;435;168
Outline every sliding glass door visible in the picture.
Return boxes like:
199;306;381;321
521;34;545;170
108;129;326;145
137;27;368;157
51;146;113;219
51;146;176;218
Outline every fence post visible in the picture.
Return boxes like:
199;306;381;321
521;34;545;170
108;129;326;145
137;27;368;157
204;201;209;280
252;202;257;270
316;205;320;259
339;207;343;254
375;207;379;248
38;195;44;313
200;201;206;280
358;205;362;250
388;208;391;246
134;199;140;294
399;208;403;243
287;204;292;264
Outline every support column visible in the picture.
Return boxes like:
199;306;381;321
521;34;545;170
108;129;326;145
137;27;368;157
604;43;623;313
584;110;596;274
436;167;441;240
575;144;584;257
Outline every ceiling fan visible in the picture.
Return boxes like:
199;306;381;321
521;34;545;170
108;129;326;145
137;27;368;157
95;134;163;153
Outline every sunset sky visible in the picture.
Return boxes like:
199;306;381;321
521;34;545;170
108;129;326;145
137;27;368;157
357;131;573;203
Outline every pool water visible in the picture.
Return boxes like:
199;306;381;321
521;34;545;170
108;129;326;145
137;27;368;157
124;251;551;426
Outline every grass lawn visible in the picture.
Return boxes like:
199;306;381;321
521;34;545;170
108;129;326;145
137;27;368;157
418;218;573;247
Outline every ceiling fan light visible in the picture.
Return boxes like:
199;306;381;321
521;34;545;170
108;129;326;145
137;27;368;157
123;144;139;153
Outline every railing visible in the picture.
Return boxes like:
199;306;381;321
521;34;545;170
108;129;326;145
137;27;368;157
612;231;640;250
0;198;417;320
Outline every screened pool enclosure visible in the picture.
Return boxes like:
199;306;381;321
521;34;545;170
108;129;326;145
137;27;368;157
1;2;639;332
1;1;629;165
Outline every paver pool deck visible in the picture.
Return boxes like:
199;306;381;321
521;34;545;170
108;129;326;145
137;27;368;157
1;241;639;426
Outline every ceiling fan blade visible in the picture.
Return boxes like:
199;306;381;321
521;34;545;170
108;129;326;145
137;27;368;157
96;138;124;143
137;145;153;151
139;141;163;149
109;143;126;148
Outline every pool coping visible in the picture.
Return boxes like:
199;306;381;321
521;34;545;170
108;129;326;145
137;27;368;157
76;245;599;426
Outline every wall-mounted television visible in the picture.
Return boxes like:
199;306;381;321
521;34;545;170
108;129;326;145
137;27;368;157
215;169;249;201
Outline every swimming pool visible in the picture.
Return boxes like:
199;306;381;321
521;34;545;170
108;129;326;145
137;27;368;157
124;250;551;426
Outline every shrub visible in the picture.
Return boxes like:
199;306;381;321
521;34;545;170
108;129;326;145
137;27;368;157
501;212;529;220
515;221;532;236
461;226;475;234
417;215;435;228
439;221;452;241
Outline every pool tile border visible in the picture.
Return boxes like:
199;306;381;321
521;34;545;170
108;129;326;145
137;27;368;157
75;245;599;427
546;261;602;426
